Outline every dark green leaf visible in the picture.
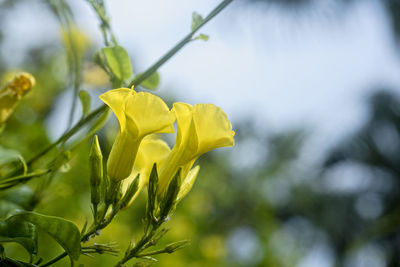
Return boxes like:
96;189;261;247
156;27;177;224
8;212;81;260
138;72;160;90
0;216;37;255
102;46;133;81
0;185;36;211
0;200;22;218
78;90;91;116
0;146;27;178
1;257;39;266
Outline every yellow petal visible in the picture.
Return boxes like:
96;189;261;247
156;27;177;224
171;102;198;164
158;102;234;197
106;131;141;181
134;137;171;178
124;92;175;137
171;102;234;161
100;89;175;182
99;88;133;131
122;137;171;207
192;104;235;156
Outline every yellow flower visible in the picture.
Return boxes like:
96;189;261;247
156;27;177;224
158;102;235;197
122;137;171;207
0;72;35;124
99;88;175;181
123;136;201;207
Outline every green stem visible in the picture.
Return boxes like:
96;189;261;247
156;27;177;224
114;226;158;267
40;252;68;267
135;248;167;257
66;26;83;131
128;0;233;87
26;105;108;166
0;169;51;189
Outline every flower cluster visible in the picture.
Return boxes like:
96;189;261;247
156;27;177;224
99;88;234;206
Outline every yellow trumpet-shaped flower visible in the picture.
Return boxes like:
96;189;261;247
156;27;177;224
0;72;35;124
158;102;235;197
122;137;170;207
123;136;201;207
99;88;175;181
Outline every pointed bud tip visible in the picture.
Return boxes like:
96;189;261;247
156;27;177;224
90;135;103;158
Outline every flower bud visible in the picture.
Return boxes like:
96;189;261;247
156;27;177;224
146;164;159;223
164;240;190;254
119;174;139;210
89;135;103;207
105;179;121;206
159;168;181;220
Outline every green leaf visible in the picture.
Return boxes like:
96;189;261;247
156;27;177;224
0;185;36;211
78;90;91;116
195;33;209;41
0;216;37;255
191;11;204;31
0;200;22;218
102;46;133;81
8;212;81;260
93;50;108;71
138;72;160;90
0;146;27;177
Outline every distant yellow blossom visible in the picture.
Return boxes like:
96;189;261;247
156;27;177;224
0;72;35;124
61;25;90;60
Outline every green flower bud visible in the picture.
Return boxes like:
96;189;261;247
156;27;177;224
119;174;139;210
146;164;159;223
164;240;190;254
105;179;121;206
89;135;103;208
159;168;181;221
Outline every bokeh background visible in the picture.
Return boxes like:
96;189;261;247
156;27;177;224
1;0;400;266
